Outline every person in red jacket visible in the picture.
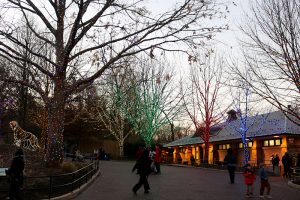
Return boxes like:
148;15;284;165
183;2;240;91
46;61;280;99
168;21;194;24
154;145;161;174
243;163;256;198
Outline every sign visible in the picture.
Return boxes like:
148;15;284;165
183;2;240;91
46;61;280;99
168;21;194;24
0;168;8;176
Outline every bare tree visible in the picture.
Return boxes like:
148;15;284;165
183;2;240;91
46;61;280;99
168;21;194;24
183;50;226;163
0;0;227;165
237;0;300;125
0;59;18;140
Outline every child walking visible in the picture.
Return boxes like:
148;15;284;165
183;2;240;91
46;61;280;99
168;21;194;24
259;163;272;199
243;163;256;198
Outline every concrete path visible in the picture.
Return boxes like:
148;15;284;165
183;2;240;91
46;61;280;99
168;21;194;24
75;161;300;200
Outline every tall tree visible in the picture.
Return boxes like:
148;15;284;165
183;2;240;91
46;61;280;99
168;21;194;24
183;50;226;163
238;0;300;125
227;77;269;165
118;58;183;147
0;59;17;142
93;67;134;157
0;0;227;165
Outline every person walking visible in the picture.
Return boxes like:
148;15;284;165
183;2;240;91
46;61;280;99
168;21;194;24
243;163;256;198
132;148;152;194
154;145;162;174
259;163;272;199
6;148;25;200
224;148;237;184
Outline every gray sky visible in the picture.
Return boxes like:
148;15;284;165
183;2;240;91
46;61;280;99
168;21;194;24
145;0;250;56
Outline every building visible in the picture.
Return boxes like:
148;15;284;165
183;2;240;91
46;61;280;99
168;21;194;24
163;111;300;169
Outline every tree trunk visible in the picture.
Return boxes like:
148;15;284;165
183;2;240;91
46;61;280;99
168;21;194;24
204;141;209;164
203;125;210;164
45;77;65;166
0;100;3;143
119;141;124;158
171;123;175;141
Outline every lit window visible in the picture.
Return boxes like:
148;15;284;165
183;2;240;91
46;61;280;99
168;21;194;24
263;140;269;146
223;144;226;149
275;139;281;146
269;140;275;146
196;147;199;151
219;145;222;149
226;144;230;149
239;143;243;148
248;142;253;148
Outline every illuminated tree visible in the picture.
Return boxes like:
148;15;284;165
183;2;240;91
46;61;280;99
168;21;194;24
28;106;48;151
227;76;269;164
238;0;300;125
183;51;226;163
117;59;183;147
93;68;135;157
0;0;228;165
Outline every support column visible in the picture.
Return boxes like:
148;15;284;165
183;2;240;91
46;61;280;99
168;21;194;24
250;140;257;167
209;144;213;164
173;147;178;163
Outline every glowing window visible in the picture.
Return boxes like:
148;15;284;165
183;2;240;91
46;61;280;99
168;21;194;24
263;140;269;146
269;140;275;146
239;143;243;148
226;144;230;149
275;139;281;146
248;142;253;148
223;144;226;149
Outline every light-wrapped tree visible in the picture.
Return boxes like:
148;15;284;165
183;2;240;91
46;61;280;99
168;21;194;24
0;0;228;165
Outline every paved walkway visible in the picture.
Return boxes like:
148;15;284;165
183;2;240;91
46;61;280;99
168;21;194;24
75;161;300;200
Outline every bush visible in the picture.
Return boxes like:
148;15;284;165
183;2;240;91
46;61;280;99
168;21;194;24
60;161;77;172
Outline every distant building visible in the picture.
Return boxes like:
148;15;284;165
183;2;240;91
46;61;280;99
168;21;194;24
162;111;300;169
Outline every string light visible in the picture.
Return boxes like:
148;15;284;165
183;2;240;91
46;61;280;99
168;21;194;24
114;67;179;147
0;98;16;142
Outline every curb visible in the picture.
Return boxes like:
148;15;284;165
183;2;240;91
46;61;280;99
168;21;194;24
287;181;300;190
43;169;101;200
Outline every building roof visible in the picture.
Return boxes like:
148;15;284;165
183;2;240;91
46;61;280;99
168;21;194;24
163;110;299;147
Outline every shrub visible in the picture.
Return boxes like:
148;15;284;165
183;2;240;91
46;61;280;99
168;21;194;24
60;161;77;173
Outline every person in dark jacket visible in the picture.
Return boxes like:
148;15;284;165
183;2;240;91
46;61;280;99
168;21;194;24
132;148;152;194
271;154;280;175
6;148;25;200
282;152;292;178
224;148;237;184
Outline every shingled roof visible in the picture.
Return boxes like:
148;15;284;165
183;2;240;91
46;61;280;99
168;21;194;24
163;110;299;147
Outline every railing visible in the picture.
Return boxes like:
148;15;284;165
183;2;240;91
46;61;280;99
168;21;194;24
0;159;99;199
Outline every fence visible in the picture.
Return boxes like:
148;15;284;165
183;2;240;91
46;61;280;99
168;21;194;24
0;159;99;199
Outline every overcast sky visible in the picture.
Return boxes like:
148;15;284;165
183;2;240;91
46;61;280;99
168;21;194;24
144;0;250;56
